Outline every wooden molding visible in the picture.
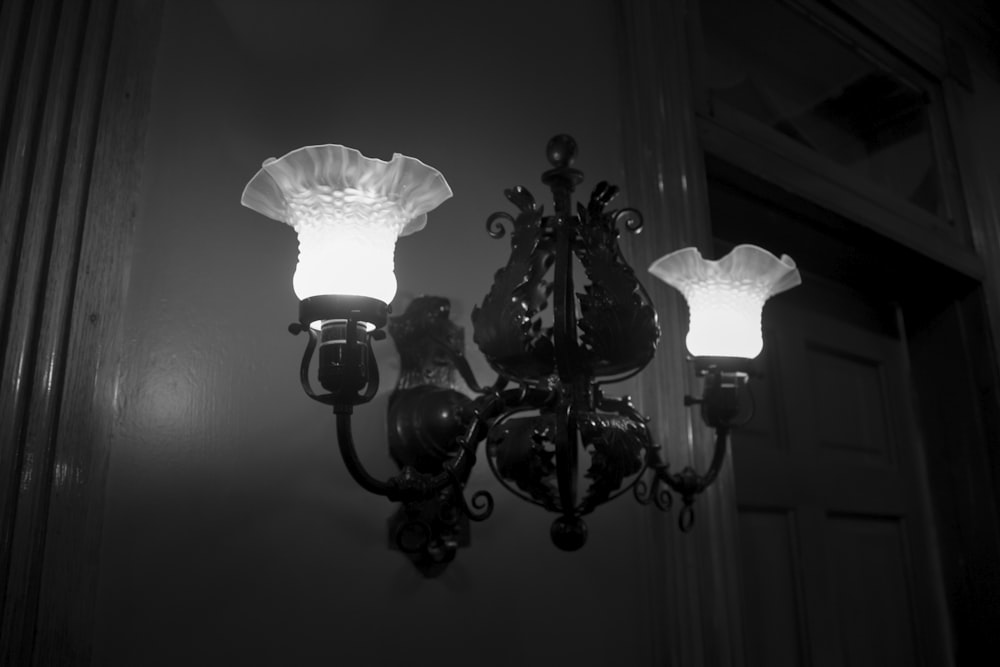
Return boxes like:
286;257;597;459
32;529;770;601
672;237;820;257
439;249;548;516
697;112;985;281
0;0;163;664
810;0;947;77
615;1;745;665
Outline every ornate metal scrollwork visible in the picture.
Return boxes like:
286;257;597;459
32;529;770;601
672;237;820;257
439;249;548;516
637;361;754;531
472;187;555;383
578;410;650;512
484;402;651;515
292;136;762;567
576;183;658;381
385;296;477;576
467;135;661;550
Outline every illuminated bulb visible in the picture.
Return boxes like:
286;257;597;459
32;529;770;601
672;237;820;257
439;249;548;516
649;245;801;359
241;144;452;304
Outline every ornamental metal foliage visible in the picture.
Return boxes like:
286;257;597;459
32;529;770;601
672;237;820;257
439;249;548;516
280;136;754;574
466;135;659;549
471;180;658;384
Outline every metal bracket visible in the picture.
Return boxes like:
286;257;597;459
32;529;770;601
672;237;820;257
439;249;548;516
386;296;475;575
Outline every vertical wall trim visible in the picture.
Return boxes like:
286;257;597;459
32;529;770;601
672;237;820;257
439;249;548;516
1;0;96;655
0;0;163;665
614;0;745;665
0;0;34;170
948;72;1000;396
0;0;68;635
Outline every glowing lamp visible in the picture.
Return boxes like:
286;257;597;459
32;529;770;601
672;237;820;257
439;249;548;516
241;144;452;307
238;135;806;565
649;244;801;359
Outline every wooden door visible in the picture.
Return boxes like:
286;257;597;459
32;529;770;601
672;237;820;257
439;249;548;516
732;281;951;667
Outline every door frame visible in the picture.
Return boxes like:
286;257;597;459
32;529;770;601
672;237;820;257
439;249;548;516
616;0;1000;665
0;1;164;664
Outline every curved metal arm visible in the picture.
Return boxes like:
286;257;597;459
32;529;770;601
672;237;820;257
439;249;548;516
438;383;558;520
336;404;498;519
336;409;467;503
648;426;730;531
335;411;396;497
658;426;730;496
638;363;749;530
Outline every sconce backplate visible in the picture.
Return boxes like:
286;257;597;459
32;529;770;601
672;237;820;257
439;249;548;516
386;296;474;575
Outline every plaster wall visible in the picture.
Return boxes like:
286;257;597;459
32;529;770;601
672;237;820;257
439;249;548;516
93;2;657;665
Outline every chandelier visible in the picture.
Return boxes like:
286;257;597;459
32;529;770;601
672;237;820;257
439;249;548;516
241;135;800;574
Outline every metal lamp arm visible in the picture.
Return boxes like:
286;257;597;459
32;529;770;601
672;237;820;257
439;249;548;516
333;386;520;516
657;426;730;497
335;409;396;497
644;364;747;527
336;409;481;505
639;426;731;531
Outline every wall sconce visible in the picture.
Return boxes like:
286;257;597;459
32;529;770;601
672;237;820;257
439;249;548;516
241;136;800;574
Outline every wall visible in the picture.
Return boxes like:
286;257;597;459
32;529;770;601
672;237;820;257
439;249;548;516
92;1;658;666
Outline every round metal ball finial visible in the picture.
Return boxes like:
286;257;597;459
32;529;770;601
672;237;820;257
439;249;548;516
546;134;578;168
550;515;588;551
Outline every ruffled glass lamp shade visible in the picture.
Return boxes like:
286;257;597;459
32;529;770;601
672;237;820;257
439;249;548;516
241;144;452;305
649;244;801;359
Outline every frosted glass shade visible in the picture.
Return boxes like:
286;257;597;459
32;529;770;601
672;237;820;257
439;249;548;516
649;245;801;359
241;144;452;304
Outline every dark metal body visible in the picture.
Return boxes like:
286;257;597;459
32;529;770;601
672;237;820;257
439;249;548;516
386;297;474;575
468;135;659;550
287;136;755;567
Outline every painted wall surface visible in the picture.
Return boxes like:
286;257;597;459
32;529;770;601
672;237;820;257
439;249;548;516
93;1;658;665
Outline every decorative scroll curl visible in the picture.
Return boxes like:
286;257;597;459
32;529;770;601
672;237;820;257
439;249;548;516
613;207;643;233
575;182;660;381
472;186;556;382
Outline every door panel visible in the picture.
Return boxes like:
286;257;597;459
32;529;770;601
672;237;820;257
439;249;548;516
808;342;892;465
734;291;945;667
826;514;920;667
